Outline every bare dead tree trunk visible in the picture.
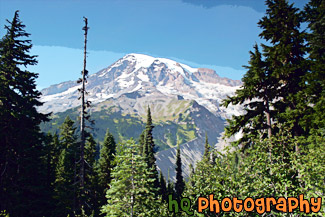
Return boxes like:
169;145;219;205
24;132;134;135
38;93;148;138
79;17;88;209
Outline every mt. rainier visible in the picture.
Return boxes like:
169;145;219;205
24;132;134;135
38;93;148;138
40;53;242;181
40;53;241;118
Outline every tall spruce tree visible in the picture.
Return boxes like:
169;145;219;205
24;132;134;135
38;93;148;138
203;132;210;158
304;0;325;133
43;132;61;213
84;134;98;216
166;168;175;197
0;11;50;217
159;171;168;202
188;163;195;187
143;106;160;191
174;144;185;200
222;0;307;151
97;129;116;211
54;116;78;217
138;130;145;155
102;139;161;217
184;153;230;217
258;0;307;140
45;132;62;185
222;44;274;150
144;106;155;167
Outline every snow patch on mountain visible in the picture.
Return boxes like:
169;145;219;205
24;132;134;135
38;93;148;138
42;85;81;102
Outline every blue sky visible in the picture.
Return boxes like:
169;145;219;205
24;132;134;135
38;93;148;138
0;0;309;90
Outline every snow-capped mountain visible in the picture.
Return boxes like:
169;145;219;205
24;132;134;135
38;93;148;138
40;53;242;181
40;53;241;119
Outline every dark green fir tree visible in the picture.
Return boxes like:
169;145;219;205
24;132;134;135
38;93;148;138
0;11;50;217
102;139;162;217
304;0;325;133
138;130;145;155
54;116;78;217
174;144;185;200
203;132;210;159
166;168;175;197
222;0;308;152
144;106;155;167
143;106;160;191
222;44;274;150
97;129;116;210
43;132;61;213
84;133;98;216
159;171;168;202
258;0;307;140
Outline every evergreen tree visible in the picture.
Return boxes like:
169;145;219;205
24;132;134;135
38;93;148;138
203;132;210;158
44;132;61;188
174;144;185;200
304;0;325;133
222;44;274;149
144;106;155;167
142;130;149;159
51;133;62;163
184;153;230;217
54;116;78;217
210;149;217;166
0;11;50;217
102;139;161;217
143;106;160;191
85;134;97;181
187;163;195;188
159;171;168;202
85;133;95;158
43;133;55;193
166;168;175;197
258;0;307;140
97;129;116;211
84;134;98;216
138;129;145;155
222;0;308;151
43;132;61;214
